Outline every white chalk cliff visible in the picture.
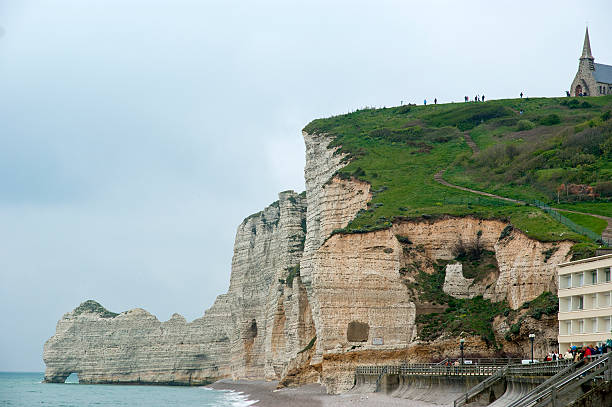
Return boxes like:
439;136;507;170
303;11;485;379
43;130;572;392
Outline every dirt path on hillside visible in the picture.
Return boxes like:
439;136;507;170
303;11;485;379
434;132;612;243
463;132;479;153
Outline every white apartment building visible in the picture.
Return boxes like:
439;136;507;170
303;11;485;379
557;253;612;351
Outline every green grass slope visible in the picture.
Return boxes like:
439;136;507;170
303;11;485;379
304;96;612;245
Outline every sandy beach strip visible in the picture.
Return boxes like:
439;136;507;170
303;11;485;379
208;379;447;407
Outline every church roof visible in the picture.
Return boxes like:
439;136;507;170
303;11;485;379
594;63;612;84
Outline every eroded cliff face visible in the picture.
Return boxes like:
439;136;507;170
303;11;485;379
43;300;232;385
44;191;310;384
45;129;574;393
299;216;572;393
225;190;309;379
276;130;574;394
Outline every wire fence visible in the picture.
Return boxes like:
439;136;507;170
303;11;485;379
531;199;610;247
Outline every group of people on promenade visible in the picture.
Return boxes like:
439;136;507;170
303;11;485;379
554;342;612;362
543;342;611;362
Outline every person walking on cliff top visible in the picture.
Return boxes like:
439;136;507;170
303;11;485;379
424;99;427;105
482;94;485;102
434;98;437;104
520;92;523;98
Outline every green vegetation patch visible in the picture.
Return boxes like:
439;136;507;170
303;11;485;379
459;250;499;282
411;262;507;346
522;291;559;320
298;336;317;354
73;300;119;318
504;292;558;341
285;265;300;288
569;242;599;261
444;96;612;205
561;212;608;235
554;202;612;218
304;97;610;244
422;103;512;131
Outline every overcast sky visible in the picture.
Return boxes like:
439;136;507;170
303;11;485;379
1;1;610;372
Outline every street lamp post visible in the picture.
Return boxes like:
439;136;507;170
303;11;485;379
460;338;465;366
529;334;535;364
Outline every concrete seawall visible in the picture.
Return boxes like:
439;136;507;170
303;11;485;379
353;373;549;406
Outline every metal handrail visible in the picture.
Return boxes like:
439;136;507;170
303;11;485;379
355;358;522;376
510;353;610;407
505;360;582;407
356;364;504;377
454;366;507;407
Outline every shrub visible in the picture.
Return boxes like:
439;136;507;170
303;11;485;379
298;336;316;354
602;111;611;121
560;99;591;109
73;300;118;318
452;238;484;261
423;104;511;131
539;114;561;126
541;246;559;262
285;265;300;287
569;243;598;261
499;225;513;240
595;181;612;197
516;120;535;131
527;292;559;320
395;234;413;244
397;105;411;114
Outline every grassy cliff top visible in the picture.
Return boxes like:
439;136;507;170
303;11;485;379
73;300;119;318
304;96;612;245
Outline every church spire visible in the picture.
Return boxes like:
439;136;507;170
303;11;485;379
581;27;593;59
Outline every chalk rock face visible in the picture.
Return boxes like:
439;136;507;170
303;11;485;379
443;263;476;298
294;146;573;394
44;191;308;384
225;190;309;379
43;300;232;385
306;218;572;393
299;131;372;365
44;128;576;393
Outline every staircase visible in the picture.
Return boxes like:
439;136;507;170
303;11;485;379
453;354;612;407
508;353;611;407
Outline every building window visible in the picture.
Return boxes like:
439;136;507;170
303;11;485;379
561;275;571;289
574;273;584;287
605;268;611;283
579;320;584;333
592;271;597;284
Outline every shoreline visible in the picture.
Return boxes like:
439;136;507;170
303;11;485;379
207;379;446;407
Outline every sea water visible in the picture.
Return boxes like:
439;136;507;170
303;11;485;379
0;372;256;406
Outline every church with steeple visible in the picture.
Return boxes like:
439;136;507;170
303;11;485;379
570;28;612;97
